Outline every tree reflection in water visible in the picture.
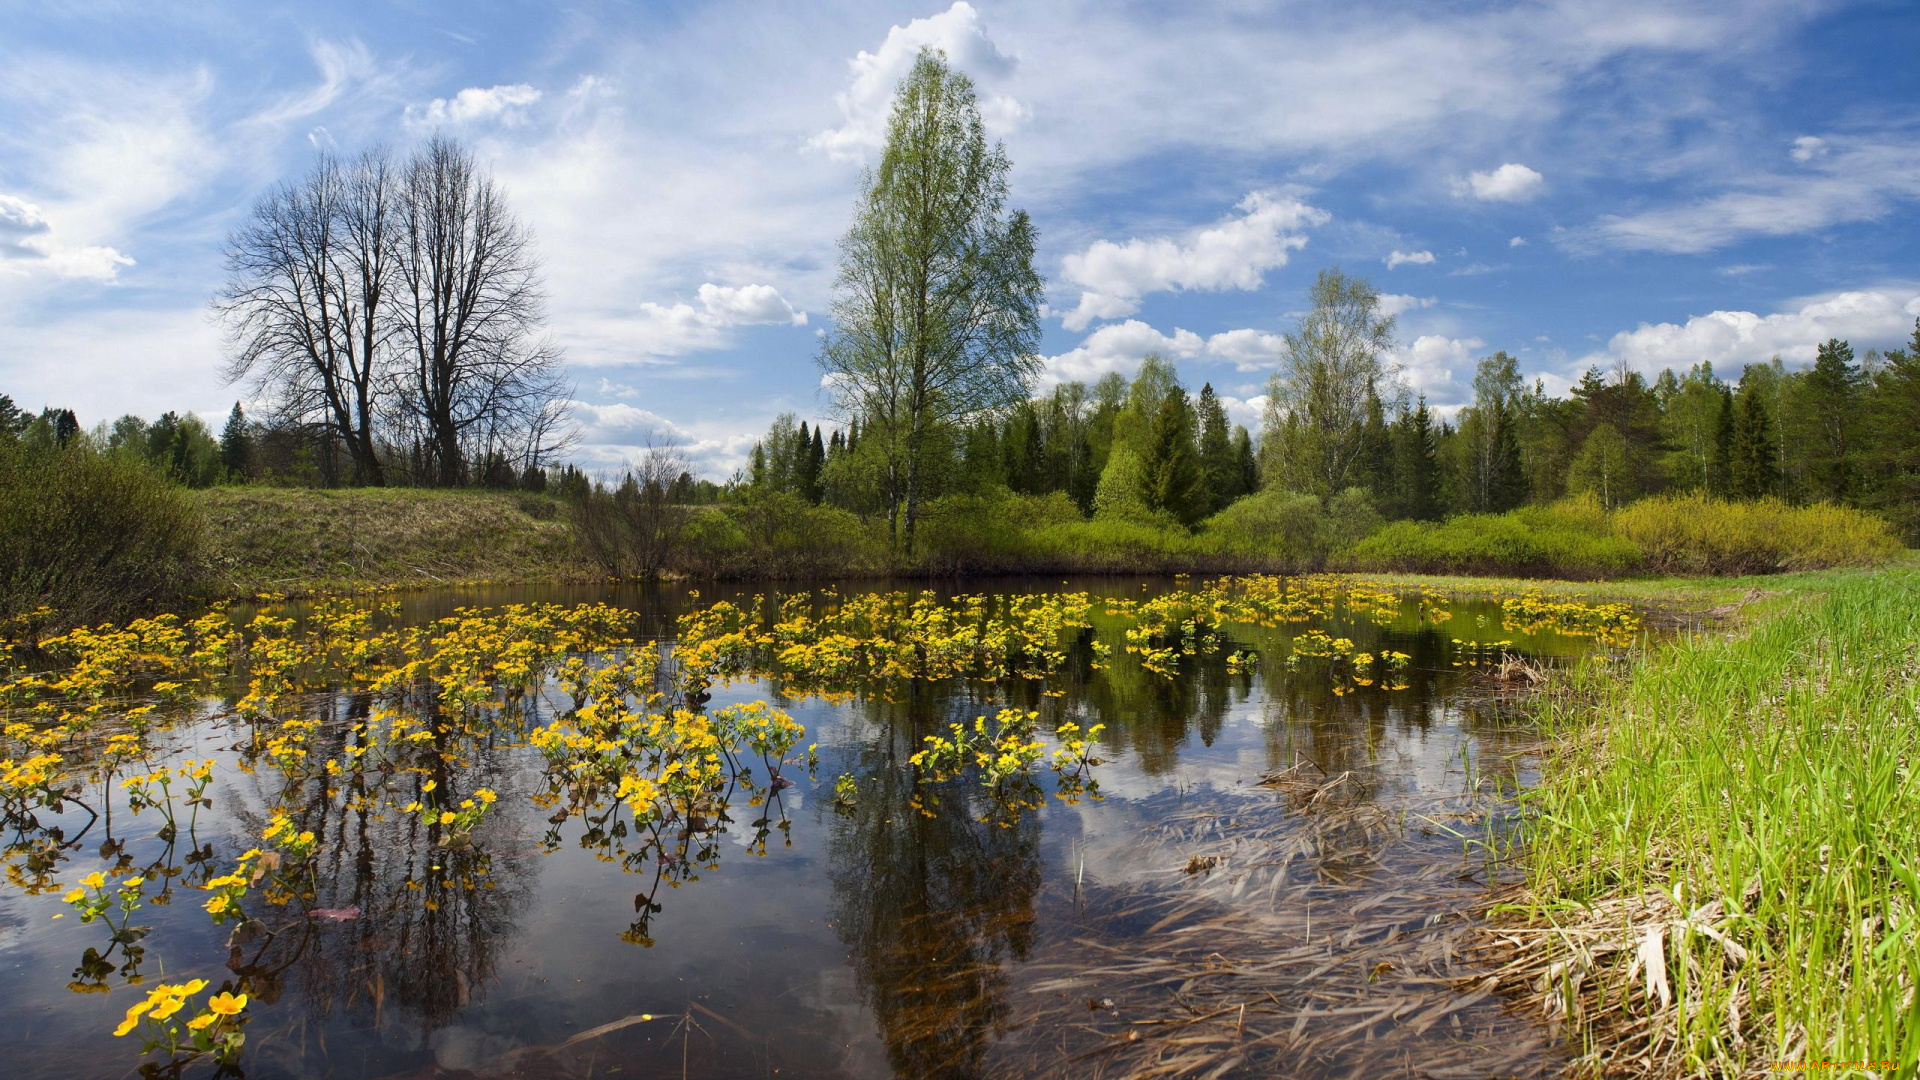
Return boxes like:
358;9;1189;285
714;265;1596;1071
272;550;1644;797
829;687;1042;1080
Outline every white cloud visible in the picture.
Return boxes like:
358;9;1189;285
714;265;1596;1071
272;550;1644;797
1789;135;1827;162
592;282;810;362
1385;249;1435;269
1508;235;1528;247
0;194;50;238
1041;319;1202;384
1584;286;1920;375
1455;162;1545;202
1204;328;1285;371
1390;334;1484;403
404;84;543;131
695;282;807;327
1576;135;1920;253
1220;393;1266;432
807;2;1023;161
1057;192;1325;331
0;192;135;282
1378;293;1436;318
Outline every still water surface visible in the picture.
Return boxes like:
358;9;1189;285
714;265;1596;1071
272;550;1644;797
0;577;1617;1079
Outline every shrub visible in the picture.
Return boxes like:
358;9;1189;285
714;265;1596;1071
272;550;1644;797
1196;489;1327;562
1344;510;1639;578
0;439;205;630
1610;494;1901;575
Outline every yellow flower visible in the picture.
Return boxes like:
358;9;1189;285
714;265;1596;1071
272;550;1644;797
206;991;247;1016
475;789;497;805
122;876;144;888
114;1001;152;1037
438;811;456;826
80;871;106;890
205;894;231;916
186;1013;216;1031
62;888;84;903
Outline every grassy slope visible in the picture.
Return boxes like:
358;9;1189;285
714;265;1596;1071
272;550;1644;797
195;487;596;596
1473;565;1920;1077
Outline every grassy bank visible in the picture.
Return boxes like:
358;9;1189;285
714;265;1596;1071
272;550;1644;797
1485;566;1920;1077
192;486;1909;597
196;487;596;596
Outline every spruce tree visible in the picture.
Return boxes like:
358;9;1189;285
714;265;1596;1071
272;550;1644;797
1802;337;1859;501
1359;387;1395;508
1710;387;1734;496
220;402;252;481
1487;397;1526;511
1393;399;1441;520
1142;388;1203;524
1232;426;1258;500
1729;388;1780;499
1194;383;1235;514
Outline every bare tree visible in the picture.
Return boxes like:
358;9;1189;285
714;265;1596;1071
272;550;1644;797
217;149;397;485
394;135;570;486
570;437;690;579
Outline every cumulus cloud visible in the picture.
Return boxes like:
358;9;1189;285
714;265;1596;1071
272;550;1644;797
694;283;807;327
1385;249;1435;269
807;2;1024;161
1390;334;1483;403
403;84;543;131
1509;235;1528;247
1455;162;1545;202
565;400;757;476
1204;328;1285;371
1041;319;1202;383
1584;286;1920;375
1378;293;1436;318
1056;192;1326;331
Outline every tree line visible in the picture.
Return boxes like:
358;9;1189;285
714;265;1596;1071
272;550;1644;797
738;46;1920;547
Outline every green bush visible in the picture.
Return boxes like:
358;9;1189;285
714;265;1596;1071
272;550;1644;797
1196;489;1326;561
1610;493;1901;575
1344;508;1640;578
0;439;205;630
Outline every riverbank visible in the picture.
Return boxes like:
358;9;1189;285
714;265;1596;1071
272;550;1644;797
196;486;597;596
191;486;1912;602
1482;565;1920;1078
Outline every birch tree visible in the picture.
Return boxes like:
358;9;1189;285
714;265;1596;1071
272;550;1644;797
818;48;1043;556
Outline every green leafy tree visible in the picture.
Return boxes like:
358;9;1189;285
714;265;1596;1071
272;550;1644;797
817;47;1044;556
1259;268;1396;495
1567;422;1634;509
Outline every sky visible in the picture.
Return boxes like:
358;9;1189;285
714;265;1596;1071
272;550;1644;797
3;0;1918;478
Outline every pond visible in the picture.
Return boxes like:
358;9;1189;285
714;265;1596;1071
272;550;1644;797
0;575;1641;1080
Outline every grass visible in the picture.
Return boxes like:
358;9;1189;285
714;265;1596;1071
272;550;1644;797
1479;564;1920;1078
196;486;595;596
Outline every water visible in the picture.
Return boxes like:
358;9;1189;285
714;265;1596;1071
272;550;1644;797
0;577;1621;1079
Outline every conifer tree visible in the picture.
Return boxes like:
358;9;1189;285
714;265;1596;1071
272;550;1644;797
1729;387;1780;499
220;402;253;481
1392;399;1441;520
1142;388;1203;524
1194;383;1236;514
1232;426;1258;500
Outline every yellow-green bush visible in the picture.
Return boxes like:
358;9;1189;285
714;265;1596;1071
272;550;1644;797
1610;493;1901;575
2;439;205;629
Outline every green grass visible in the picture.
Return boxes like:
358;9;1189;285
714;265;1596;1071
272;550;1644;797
196;486;595;596
1497;565;1920;1077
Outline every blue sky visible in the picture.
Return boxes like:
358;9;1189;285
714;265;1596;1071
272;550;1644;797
3;0;1918;477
